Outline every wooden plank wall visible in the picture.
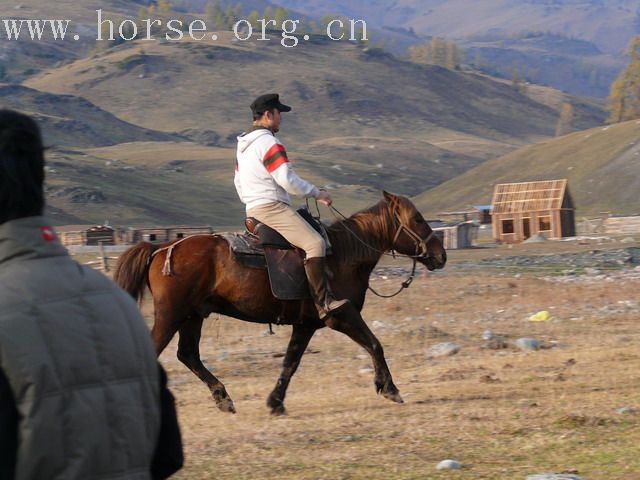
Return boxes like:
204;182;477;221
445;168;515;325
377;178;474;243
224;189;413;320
604;216;640;235
59;231;86;246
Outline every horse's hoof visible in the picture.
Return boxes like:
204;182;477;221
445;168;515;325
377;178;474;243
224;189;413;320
215;396;237;414
270;404;287;417
382;390;404;404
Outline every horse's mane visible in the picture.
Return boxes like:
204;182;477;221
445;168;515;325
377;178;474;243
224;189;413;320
327;200;396;264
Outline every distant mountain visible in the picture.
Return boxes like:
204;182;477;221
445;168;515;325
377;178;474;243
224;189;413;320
273;0;633;97
414;119;640;217
275;0;637;55
464;31;622;97
3;1;628;95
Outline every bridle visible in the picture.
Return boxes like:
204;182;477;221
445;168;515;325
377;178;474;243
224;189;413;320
328;204;438;298
391;212;435;259
328;205;435;260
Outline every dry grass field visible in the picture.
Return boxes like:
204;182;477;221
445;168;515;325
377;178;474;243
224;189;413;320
115;239;640;479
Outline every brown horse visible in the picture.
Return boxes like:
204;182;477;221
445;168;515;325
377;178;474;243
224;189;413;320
114;191;446;415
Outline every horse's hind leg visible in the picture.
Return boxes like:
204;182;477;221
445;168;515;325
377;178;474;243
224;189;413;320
325;305;403;404
177;314;236;414
267;323;317;416
151;303;182;356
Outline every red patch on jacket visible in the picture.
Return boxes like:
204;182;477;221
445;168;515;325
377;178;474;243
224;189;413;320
40;226;56;242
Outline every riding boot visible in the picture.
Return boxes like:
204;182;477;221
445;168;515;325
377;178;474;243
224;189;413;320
304;257;349;320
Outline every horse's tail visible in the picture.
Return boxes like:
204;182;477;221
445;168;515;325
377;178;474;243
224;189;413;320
114;242;155;303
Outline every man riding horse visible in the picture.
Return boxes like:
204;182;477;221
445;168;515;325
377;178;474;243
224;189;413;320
234;93;349;320
115;96;447;415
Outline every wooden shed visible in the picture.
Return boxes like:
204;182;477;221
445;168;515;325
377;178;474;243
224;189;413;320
57;225;115;247
491;179;575;243
472;205;493;225
430;220;479;249
119;226;214;244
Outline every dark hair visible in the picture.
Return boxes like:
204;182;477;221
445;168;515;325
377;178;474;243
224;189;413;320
252;107;276;121
0;110;46;224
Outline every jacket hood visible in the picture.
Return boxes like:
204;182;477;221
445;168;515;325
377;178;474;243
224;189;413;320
237;127;273;153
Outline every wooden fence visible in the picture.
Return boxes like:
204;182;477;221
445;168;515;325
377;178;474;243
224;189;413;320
603;216;640;235
83;242;119;273
578;215;640;235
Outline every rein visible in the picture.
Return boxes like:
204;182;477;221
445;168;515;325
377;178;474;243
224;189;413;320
328;204;433;298
366;258;417;298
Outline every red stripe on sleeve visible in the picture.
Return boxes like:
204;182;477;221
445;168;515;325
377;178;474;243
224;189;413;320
263;143;286;162
265;155;289;173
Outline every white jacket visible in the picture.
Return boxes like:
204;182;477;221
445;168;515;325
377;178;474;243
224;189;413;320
235;127;320;211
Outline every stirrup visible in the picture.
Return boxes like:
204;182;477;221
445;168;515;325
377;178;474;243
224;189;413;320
318;298;350;320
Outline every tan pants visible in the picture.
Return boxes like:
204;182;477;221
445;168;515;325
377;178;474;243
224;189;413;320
247;201;325;258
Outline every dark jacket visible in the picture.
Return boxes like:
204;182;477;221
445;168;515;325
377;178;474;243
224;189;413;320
0;216;182;479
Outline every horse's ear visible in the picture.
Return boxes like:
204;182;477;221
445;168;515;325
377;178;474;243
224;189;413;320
383;191;397;203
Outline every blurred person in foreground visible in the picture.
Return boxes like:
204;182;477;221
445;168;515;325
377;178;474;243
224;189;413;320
0;109;183;480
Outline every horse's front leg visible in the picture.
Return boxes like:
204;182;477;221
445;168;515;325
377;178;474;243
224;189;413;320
177;314;236;413
267;322;318;416
325;305;403;404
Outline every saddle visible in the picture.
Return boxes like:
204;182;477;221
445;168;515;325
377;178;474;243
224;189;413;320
220;208;331;301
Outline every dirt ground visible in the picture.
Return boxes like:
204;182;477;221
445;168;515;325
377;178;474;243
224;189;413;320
132;239;640;480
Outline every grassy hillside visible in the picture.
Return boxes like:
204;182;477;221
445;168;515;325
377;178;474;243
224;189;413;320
25;33;596;149
19;32;607;225
43;141;397;227
0;0;146;22
0;0;149;82
44;133;496;226
45;142;249;226
0;84;180;148
414;119;640;217
2;12;619;226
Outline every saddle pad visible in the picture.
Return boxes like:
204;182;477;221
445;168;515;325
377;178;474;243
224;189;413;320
220;232;264;256
219;232;266;269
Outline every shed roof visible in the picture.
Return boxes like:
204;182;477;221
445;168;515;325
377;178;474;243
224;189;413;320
491;179;571;214
125;225;213;230
55;224;113;233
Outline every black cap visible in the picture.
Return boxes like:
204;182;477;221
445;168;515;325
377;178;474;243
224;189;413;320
250;93;292;115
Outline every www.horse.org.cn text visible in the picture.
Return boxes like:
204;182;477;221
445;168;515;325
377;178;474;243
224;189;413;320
0;10;368;48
